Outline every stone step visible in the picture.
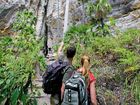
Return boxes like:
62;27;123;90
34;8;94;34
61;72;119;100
32;80;43;88
31;86;51;105
32;52;57;105
36;94;51;105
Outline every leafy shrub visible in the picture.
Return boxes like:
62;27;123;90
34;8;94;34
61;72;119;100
0;10;45;105
64;24;140;104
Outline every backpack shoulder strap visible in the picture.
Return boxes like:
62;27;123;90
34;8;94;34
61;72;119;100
63;65;74;73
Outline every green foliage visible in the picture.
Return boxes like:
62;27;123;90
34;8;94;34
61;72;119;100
63;24;111;66
64;24;92;44
123;73;140;104
0;10;45;105
64;25;140;104
64;24;140;72
87;0;112;19
86;0;112;35
76;0;113;36
93;24;111;36
109;17;116;26
114;48;140;72
131;75;140;103
64;24;94;67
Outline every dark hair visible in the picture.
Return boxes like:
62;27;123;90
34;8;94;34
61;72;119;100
66;46;76;58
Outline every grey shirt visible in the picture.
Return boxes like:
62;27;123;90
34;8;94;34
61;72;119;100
62;65;75;83
58;52;75;83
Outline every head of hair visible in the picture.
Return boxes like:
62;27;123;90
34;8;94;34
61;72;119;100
66;45;76;58
81;55;90;76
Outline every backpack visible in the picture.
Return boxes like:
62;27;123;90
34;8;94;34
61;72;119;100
61;71;88;105
42;59;69;94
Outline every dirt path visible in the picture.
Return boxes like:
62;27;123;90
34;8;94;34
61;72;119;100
33;77;51;105
33;51;56;105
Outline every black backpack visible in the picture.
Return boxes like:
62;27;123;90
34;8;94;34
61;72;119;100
42;60;69;94
61;71;88;105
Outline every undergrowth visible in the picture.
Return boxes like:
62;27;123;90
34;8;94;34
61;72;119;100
0;10;45;105
63;24;140;104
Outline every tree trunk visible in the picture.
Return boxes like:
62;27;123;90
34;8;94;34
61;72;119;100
100;17;104;28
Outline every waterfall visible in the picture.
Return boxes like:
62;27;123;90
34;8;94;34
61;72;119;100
63;0;69;39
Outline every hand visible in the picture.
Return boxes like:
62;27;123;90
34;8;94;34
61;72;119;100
58;42;64;55
60;41;64;46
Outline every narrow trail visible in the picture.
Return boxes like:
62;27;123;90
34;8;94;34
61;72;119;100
32;77;51;105
32;50;56;105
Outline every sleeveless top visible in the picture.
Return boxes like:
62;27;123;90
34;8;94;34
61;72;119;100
87;71;96;92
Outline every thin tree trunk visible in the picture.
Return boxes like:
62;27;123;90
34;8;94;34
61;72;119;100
100;17;104;28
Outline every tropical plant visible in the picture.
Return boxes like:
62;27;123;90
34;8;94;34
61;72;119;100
64;24;140;104
87;0;112;28
0;10;45;105
64;24;140;72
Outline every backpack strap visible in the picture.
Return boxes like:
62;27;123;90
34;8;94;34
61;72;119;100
63;65;74;74
75;72;88;105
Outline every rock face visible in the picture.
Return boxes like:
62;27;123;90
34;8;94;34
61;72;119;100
46;0;85;46
46;0;140;41
0;1;25;30
116;9;140;30
0;0;140;39
109;0;140;30
0;0;44;36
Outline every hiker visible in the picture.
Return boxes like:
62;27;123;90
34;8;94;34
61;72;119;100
42;42;76;105
77;55;97;105
50;42;68;105
61;55;97;105
60;43;76;101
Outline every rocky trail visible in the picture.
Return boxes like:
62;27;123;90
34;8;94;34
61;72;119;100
32;78;50;105
32;51;56;105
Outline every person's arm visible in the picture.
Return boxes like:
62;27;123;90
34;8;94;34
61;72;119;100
58;42;64;55
90;81;97;105
61;67;74;100
61;82;65;100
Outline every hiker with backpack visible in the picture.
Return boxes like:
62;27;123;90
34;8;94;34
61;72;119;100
61;55;97;105
42;42;76;105
60;44;77;99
